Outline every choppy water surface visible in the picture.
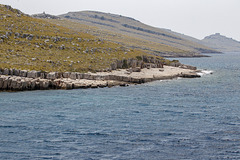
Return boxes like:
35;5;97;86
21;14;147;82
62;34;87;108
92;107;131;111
0;53;240;160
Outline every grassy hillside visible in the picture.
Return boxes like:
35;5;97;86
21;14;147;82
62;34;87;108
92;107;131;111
58;11;218;57
0;5;154;73
46;18;192;57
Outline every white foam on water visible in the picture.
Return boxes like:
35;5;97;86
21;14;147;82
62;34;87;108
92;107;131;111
197;70;214;76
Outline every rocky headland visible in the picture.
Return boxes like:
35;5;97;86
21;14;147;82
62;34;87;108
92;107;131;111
0;63;200;91
0;4;202;92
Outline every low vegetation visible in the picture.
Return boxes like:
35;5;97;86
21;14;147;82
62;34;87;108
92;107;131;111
47;18;189;57
58;11;218;57
0;5;160;73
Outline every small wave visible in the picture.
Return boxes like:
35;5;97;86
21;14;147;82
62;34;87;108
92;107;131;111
0;125;27;129
63;130;109;136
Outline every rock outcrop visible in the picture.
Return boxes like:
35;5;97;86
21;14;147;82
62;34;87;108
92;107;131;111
32;12;60;19
0;65;200;91
109;56;163;71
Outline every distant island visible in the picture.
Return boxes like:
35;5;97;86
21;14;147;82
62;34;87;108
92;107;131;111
201;33;240;52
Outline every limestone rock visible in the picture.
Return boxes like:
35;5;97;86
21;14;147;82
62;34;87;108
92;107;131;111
27;71;40;78
179;72;200;78
63;72;70;78
69;72;77;80
132;67;141;72
46;72;57;80
3;69;9;75
179;64;197;70
20;70;28;77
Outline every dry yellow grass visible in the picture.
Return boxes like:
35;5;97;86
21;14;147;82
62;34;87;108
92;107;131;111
56;11;217;56
47;18;189;57
0;5;158;73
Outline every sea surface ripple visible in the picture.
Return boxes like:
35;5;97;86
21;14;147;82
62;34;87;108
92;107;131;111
0;53;240;160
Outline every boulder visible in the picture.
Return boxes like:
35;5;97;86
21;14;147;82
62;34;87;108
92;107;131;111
132;67;141;72
179;64;197;70
63;72;70;78
9;69;14;75
3;69;9;75
40;72;46;79
46;72;57;80
179;72;200;78
82;73;90;79
20;70;28;77
39;80;49;89
77;73;84;79
69;72;77;80
27;71;40;78
13;69;20;76
169;62;181;67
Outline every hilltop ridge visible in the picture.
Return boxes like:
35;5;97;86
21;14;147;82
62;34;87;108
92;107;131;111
58;11;219;57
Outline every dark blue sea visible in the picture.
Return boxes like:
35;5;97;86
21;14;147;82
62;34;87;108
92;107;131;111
0;52;240;160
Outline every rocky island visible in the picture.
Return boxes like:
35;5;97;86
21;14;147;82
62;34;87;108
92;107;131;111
0;5;201;92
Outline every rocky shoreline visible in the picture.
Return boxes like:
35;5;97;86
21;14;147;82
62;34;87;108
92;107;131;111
0;65;200;91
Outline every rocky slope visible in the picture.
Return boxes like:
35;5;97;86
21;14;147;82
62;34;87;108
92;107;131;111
58;11;219;57
0;4;164;73
0;5;202;92
201;33;240;52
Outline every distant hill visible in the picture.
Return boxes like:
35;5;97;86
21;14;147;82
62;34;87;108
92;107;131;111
201;33;240;52
58;11;219;57
162;29;207;48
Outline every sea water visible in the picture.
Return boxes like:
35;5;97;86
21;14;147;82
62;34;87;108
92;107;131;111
0;53;240;160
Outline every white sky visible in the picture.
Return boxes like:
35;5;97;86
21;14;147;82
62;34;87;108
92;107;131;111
1;0;240;41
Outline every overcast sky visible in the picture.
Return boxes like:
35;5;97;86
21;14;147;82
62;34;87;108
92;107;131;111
1;0;240;41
